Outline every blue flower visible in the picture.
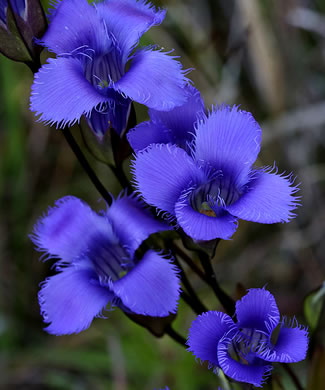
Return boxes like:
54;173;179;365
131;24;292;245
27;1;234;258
0;0;26;25
132;105;300;241
29;0;190;138
187;288;309;388
30;194;180;335
128;84;205;152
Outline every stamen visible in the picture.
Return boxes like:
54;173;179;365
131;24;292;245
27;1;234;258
190;175;241;217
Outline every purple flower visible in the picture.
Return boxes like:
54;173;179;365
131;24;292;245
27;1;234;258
30;0;190;138
128;84;205;152
132;105;300;241
187;288;309;387
30;194;180;335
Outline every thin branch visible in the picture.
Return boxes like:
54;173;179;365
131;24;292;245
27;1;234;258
180;291;206;315
110;163;131;190
170;242;207;282
165;325;186;347
62;128;113;205
199;250;236;316
172;255;208;314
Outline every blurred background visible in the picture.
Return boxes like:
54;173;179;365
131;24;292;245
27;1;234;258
1;0;325;389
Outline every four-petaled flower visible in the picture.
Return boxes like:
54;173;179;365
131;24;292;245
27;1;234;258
30;194;180;335
187;288;309;387
132;105;300;241
30;0;190;137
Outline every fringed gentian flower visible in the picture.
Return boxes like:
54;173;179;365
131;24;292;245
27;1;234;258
132;105;300;241
30;194;180;335
187;288;309;388
128;84;205;152
30;0;190;137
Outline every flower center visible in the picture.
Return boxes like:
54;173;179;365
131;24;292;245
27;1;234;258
229;328;269;365
88;234;134;284
190;177;241;217
84;50;124;91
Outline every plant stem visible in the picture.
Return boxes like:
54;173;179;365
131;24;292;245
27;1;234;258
172;255;208;314
170;242;207;282
165;325;186;347
110;163;131;190
180;291;206;315
62;128;113;205
199;250;236;316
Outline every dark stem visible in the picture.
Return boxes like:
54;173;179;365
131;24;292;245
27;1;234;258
165;325;186;347
110;163;131;190
180;291;205;315
62;128;113;205
27;59;115;204
170;242;207;282
283;365;304;390
199;248;236;316
172;255;208;314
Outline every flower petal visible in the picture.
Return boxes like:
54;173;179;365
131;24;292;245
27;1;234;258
236;288;280;335
256;320;309;363
147;84;205;147
39;0;108;54
226;168;300;224
127;86;203;152
114;48;190;110
30;57;109;128
107;194;171;257
132;143;204;215
194;105;262;187
218;334;273;388
30;196;114;263
96;0;165;64
111;250;180;316
39;268;112;335
127;120;171;152
175;196;238;240
187;311;235;367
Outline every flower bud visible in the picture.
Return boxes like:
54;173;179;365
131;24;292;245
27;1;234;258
0;0;46;66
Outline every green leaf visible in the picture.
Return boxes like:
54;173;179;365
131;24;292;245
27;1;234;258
304;281;325;331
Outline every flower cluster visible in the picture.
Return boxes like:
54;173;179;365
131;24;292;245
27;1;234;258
30;0;190;137
26;0;309;388
187;288;309;387
31;194;180;335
